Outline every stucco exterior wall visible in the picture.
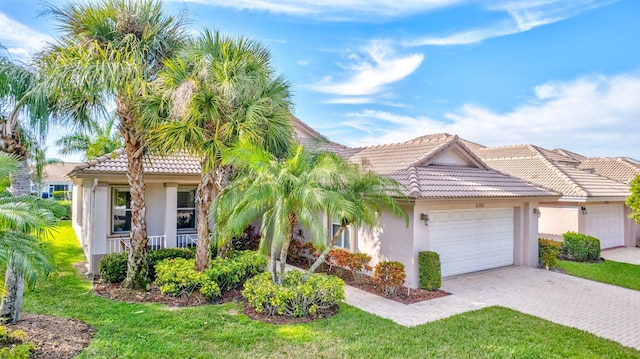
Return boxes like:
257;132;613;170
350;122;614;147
538;204;580;236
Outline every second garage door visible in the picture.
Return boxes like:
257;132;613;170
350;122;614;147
429;208;514;277
584;204;624;249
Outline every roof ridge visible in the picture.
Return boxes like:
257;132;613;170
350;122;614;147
406;166;421;198
530;146;588;197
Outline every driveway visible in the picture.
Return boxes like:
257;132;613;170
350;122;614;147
601;247;640;265
345;266;640;350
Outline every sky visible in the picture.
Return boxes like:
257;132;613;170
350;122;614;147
1;0;639;162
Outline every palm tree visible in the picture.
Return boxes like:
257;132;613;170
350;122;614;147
37;0;188;289
0;54;53;322
56;116;122;161
0;152;65;323
144;30;292;271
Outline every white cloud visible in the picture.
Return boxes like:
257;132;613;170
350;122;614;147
334;73;640;159
0;12;53;58
324;97;374;104
310;40;424;96
164;0;462;19
406;0;615;46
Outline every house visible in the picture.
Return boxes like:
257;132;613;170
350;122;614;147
68;120;559;286
472;144;638;249
31;162;82;198
577;157;640;184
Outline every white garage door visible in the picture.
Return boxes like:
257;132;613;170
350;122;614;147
584;204;624;249
430;208;514;277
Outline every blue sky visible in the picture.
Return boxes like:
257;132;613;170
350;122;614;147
1;0;639;161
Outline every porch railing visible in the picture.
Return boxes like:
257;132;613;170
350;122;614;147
177;233;198;248
106;235;167;254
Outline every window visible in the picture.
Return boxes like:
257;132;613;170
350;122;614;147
112;188;131;233
177;189;196;231
332;222;350;249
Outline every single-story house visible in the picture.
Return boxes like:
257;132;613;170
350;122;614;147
32;162;82;198
68;120;559;286
472;144;638;248
577;157;640;184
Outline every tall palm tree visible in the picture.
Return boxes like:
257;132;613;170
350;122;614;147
38;0;188;289
0;152;65;323
144;30;292;271
214;144;345;283
56;116;122;161
0;54;52;322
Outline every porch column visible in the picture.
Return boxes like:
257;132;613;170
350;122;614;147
164;183;178;248
92;182;109;256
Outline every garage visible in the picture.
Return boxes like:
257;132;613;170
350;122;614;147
584;204;624;249
429;208;514;277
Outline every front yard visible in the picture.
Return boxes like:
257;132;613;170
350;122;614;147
557;259;640;291
19;222;640;358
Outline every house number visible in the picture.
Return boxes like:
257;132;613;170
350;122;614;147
475;203;484;208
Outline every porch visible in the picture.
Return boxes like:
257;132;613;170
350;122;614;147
106;233;198;254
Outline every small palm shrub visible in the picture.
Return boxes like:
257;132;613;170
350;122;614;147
539;239;562;269
243;271;345;318
0;325;34;359
374;261;406;296
560;232;601;262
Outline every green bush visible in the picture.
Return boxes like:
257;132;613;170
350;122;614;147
418;251;441;290
56;200;71;220
99;247;195;283
243;271;345;318
98;252;128;283
374;261;406;296
560;231;601;262
206;250;267;291
539;239;562;269
52;190;71;200
0;325;34;359
154;258;219;298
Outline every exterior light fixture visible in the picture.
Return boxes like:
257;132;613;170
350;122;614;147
420;213;429;226
533;208;541;218
580;206;588;215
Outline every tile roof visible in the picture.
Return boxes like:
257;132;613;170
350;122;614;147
578;157;640;184
475;145;630;199
552;148;587;161
68;150;201;177
68;119;558;199
42;162;83;181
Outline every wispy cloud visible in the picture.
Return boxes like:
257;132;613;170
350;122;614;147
164;0;463;19
333;72;640;158
406;0;616;46
310;40;424;98
0;12;53;59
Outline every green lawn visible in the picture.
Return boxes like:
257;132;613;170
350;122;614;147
21;222;640;358
557;259;640;291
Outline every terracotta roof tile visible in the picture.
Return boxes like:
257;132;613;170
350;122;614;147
578;157;640;184
69;150;201;176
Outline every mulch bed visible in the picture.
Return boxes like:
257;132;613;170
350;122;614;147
287;258;449;304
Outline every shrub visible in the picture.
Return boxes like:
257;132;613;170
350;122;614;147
374;261;406;296
325;248;349;274
56;200;71;220
242;271;345;318
0;325;34;359
205;250;267;291
99;247;195;283
52;190;71;200
560;231;601;262
288;238;318;266
155;258;211;297
539;239;562;269
418;251;441;290
98;252;128;283
231;225;262;251
343;253;372;284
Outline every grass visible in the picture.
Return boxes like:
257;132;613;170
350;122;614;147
20;221;640;358
557;259;640;291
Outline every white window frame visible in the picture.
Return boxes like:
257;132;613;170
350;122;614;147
331;221;351;250
111;187;131;235
176;188;197;232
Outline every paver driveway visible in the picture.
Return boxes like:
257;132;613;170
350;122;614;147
345;266;640;350
442;266;640;350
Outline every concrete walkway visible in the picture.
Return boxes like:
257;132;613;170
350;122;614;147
343;266;640;351
601;247;640;265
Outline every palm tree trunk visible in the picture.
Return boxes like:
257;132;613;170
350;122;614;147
194;170;214;271
303;224;346;283
118;99;149;290
212;165;233;258
271;246;278;283
0;142;29;323
277;213;297;284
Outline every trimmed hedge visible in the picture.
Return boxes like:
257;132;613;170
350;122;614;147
539;238;561;269
243;271;345;318
418;251;441;290
99;247;195;283
560;231;601;262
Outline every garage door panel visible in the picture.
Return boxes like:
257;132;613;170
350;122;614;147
430;208;514;277
584;204;624;249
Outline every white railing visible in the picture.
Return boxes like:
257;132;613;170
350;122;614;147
177;233;198;248
106;235;167;254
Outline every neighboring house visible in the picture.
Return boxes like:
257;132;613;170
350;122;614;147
577;157;640;184
473;144;638;249
31;162;82;199
68;120;558;285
